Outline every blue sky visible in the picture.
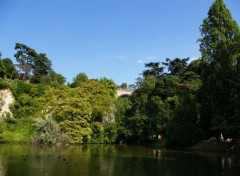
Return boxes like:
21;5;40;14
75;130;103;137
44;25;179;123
0;0;240;85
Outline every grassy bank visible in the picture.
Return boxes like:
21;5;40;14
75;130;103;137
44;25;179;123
189;140;233;152
141;139;240;153
140;140;166;148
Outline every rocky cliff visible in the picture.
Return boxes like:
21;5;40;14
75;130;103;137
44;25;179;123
0;89;14;120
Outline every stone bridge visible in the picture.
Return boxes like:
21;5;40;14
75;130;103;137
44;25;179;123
116;88;134;97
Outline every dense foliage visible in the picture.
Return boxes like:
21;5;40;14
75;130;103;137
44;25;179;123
199;0;240;138
0;0;239;147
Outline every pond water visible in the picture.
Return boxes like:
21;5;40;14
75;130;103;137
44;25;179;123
0;144;239;176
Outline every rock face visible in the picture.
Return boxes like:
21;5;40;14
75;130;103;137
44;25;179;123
0;89;14;119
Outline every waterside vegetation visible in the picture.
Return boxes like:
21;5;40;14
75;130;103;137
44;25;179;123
0;0;240;150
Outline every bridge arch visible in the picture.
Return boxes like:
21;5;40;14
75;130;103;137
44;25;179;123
116;88;133;98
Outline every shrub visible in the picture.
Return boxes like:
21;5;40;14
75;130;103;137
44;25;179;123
0;78;9;89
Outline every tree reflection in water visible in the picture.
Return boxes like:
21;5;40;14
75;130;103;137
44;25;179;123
0;144;239;176
0;159;7;176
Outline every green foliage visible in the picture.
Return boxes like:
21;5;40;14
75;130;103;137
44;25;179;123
1;58;17;79
120;83;127;89
100;77;117;97
143;62;163;78
1;1;239;147
166;92;202;147
14;43;37;80
198;0;240;137
40;70;66;87
103;123;118;143
71;72;88;88
82;80;115;122
162;58;189;76
0;117;34;143
3;112;16;124
14;43;63;85
115;97;131;141
36;87;93;143
32;117;68;144
0;59;7;78
116;57;204;144
0;78;9;89
31;53;52;84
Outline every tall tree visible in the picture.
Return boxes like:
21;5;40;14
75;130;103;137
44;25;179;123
162;58;189;76
14;43;37;80
166;91;201;147
14;43;53;83
0;59;6;78
143;62;164;78
198;0;240;137
0;53;6;78
31;53;52;83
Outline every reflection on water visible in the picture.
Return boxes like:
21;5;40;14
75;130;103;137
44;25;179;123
0;159;7;176
152;149;162;159
221;155;233;169
0;144;239;176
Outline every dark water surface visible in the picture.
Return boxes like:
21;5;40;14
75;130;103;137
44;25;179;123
0;144;239;176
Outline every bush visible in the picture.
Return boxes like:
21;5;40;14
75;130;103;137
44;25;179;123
32;117;69;144
0;117;34;143
0;78;9;89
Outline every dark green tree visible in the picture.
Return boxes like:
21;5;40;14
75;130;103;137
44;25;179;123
43;71;66;87
0;59;6;78
120;83;127;89
143;62;164;78
1;58;17;79
14;43;54;83
14;43;37;80
198;0;240;137
31;53;52;83
162;58;189;76
0;52;6;78
166;91;201;147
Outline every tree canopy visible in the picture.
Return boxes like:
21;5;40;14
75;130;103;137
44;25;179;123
199;0;240;137
1;0;240;147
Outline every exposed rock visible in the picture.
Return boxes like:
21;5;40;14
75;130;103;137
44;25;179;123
0;89;14;120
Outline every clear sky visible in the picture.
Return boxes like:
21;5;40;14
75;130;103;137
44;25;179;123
0;0;240;85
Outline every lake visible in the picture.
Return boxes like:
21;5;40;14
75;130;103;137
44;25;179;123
0;144;239;176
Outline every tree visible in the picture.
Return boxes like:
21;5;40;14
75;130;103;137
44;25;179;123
143;62;164;78
120;83;127;89
100;77;117;97
166;91;201;147
162;58;189;76
37;70;66;87
71;72;88;88
1;58;17;79
36;87;93;143
0;53;6;78
14;43;55;83
0;59;6;78
31;53;52;83
82;80;114;122
14;43;37;80
198;0;240;137
81;80;117;143
162;58;201;89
